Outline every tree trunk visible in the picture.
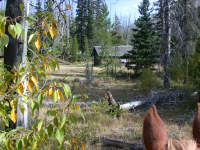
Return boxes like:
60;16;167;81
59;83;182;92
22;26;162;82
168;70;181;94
4;0;23;71
162;0;171;88
5;0;30;129
17;0;30;129
4;0;24;129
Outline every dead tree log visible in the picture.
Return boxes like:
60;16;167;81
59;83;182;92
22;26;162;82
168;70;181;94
91;137;144;150
104;90;184;111
42;90;184;110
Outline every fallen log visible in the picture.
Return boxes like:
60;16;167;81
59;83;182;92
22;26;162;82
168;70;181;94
120;100;146;110
91;137;144;150
105;90;184;110
42;89;184;110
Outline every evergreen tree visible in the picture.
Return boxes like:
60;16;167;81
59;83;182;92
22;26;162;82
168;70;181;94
93;1;112;46
76;0;87;53
86;0;95;49
71;36;79;62
125;0;158;74
44;0;53;12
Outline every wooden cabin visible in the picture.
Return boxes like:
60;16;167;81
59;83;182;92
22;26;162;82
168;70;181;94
91;45;132;66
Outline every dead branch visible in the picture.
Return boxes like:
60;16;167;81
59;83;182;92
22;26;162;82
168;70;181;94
91;137;144;150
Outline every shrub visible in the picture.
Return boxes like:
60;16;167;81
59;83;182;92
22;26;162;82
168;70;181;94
138;69;161;96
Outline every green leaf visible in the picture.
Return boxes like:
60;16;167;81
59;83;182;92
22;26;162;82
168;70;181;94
78;110;85;121
47;124;53;137
69;113;77;124
65;77;74;81
38;93;43;105
14;23;23;39
3;117;9;127
1;34;9;47
19;4;24;12
47;110;57;116
31;101;38;114
53;117;59;127
27;16;37;21
60;114;66;128
54;90;58;104
37;120;43;132
63;84;71;99
16;139;22;150
5;138;10;150
0;133;6;143
56;128;65;145
8;25;16;38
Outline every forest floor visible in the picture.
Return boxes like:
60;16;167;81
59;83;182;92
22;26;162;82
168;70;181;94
42;61;197;150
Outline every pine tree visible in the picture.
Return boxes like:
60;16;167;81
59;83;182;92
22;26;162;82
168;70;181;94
93;1;112;46
125;0;158;74
76;0;87;53
44;0;53;12
86;0;95;49
71;36;79;62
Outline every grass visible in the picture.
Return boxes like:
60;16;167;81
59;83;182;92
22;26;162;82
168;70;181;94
37;95;197;149
38;62;199;149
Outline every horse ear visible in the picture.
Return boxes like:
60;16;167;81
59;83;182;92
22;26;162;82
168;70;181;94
143;105;168;150
193;103;200;147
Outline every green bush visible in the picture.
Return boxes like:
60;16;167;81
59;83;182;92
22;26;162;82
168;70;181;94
138;69;161;96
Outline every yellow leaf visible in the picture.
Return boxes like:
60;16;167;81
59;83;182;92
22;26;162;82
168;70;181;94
76;104;80;110
73;147;78;150
10;100;17;108
49;82;53;87
66;4;72;11
28;33;35;44
35;37;42;50
10;100;15;107
28;80;34;92
57;89;65;102
18;83;24;96
72;137;77;144
31;76;39;91
81;143;85;150
0;22;5;37
49;88;54;98
48;26;57;39
11;109;17;123
43;30;47;36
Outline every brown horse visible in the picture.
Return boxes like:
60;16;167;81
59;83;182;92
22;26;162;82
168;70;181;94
143;104;200;150
143;105;168;150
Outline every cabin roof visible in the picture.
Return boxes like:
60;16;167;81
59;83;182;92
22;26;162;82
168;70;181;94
93;45;132;57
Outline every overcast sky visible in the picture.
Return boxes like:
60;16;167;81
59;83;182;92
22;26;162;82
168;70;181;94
106;0;156;22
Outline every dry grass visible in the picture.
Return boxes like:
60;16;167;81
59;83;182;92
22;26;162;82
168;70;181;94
40;62;198;149
37;98;196;149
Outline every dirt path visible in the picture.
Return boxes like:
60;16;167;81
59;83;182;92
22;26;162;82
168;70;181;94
49;62;139;102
